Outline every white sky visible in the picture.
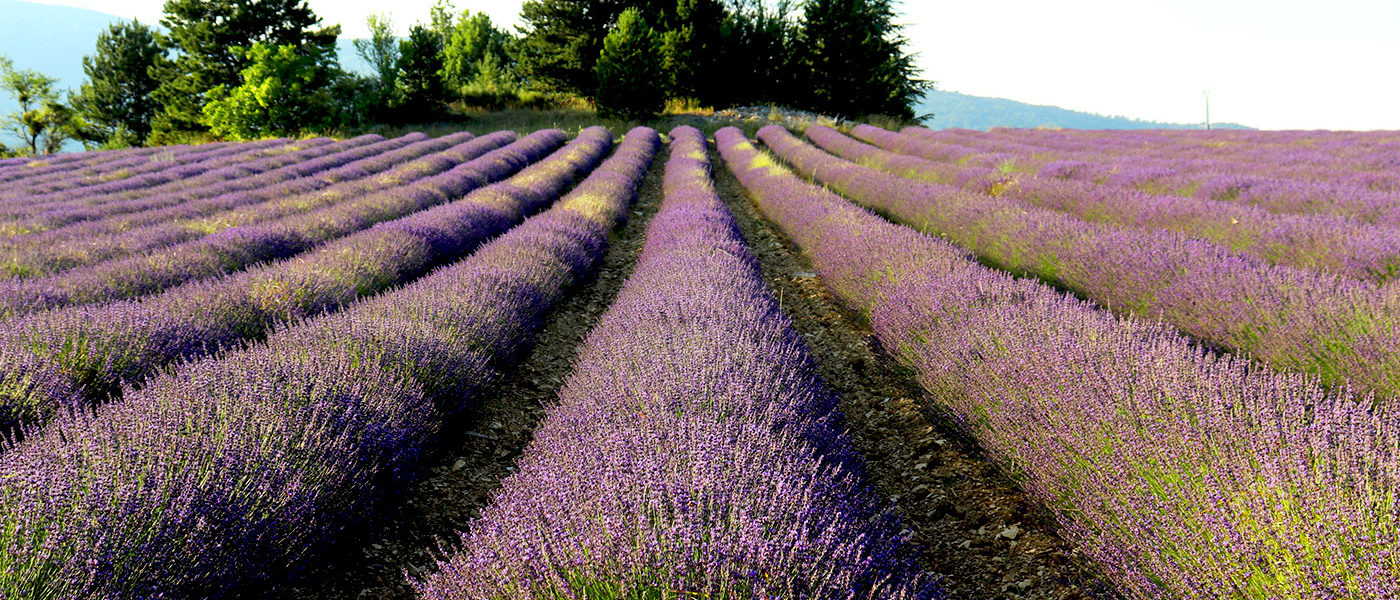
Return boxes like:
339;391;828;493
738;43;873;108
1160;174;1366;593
23;0;1400;130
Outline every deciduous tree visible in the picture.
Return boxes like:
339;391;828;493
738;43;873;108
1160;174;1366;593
150;0;339;140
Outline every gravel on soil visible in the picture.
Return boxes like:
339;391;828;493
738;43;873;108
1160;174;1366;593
710;143;1118;600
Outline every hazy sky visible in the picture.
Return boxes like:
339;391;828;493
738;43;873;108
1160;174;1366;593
23;0;1400;130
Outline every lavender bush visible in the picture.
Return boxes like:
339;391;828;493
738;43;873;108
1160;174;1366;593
0;133;457;279
824;125;1400;282
755;125;1400;400
0;126;658;600
416;126;937;600
0;134;383;241
717;126;1400;600
0;132;506;316
0;128;605;438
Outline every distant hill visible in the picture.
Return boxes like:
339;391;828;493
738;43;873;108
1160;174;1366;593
917;89;1252;130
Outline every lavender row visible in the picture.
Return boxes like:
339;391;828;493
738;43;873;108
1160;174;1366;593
0;142;222;187
908;126;1400;190
758;125;1400;399
0;128;603;439
0;138;294;211
0;139;350;234
0;145;167;183
717;126;1399;600
1;135;387;238
0;126;657;599
899;127;1400;222
0;133;441;279
822;125;1400;282
416;126;935;600
0;132;503;317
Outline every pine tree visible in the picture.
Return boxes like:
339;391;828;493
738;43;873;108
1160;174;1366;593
396;24;449;117
71;20;163;146
796;0;928;119
595;8;664;120
150;0;340;141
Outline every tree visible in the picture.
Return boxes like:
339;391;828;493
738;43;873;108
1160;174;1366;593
202;42;339;140
151;0;340;139
795;0;928;119
354;13;399;98
595;8;664;120
656;0;727;103
515;0;630;97
0;56;77;155
71;20;164;146
396;24;448;117
441;11;514;94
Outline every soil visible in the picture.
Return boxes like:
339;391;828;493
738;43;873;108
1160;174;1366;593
709;146;1117;600
268;143;671;600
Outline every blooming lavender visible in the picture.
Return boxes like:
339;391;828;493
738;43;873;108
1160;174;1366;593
0;133;459;279
0;128;608;439
0;132;505;317
891;126;1400;223
717;126;1400;600
415;126;938;600
756;124;1400;401
823;125;1400;282
0;126;658;600
0;138;294;216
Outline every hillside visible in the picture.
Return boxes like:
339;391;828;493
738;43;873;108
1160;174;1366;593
918;89;1252;130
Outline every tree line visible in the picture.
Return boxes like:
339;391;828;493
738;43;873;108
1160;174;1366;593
0;0;927;155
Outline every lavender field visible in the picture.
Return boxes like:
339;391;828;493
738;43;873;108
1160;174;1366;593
0;124;1396;599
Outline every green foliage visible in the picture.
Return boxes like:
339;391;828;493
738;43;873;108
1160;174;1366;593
202;42;339;140
353;13;400;101
395;24;449;116
70;20;163;146
795;0;929;119
441;11;515;94
595;8;665;121
0;55;78;155
150;0;340;140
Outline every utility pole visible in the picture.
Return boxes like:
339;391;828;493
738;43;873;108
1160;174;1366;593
1203;88;1211;130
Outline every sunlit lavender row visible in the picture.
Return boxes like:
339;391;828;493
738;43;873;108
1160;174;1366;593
417;126;937;600
756;124;1400;400
717;126;1399;600
899;127;1400;223
0;131;509;317
0;132;464;281
825;125;1400;282
0;134;384;243
0;126;658;599
0;137;294;212
0;128;607;439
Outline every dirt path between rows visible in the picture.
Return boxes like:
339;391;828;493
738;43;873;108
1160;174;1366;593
269;142;671;600
710;145;1116;600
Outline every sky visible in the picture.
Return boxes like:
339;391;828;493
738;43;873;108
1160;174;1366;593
20;0;1400;130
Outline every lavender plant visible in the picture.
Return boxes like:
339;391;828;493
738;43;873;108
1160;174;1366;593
415;126;938;600
0;128;601;438
755;124;1400;400
0;132;505;316
717;126;1400;600
0;126;659;600
821;125;1400;282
